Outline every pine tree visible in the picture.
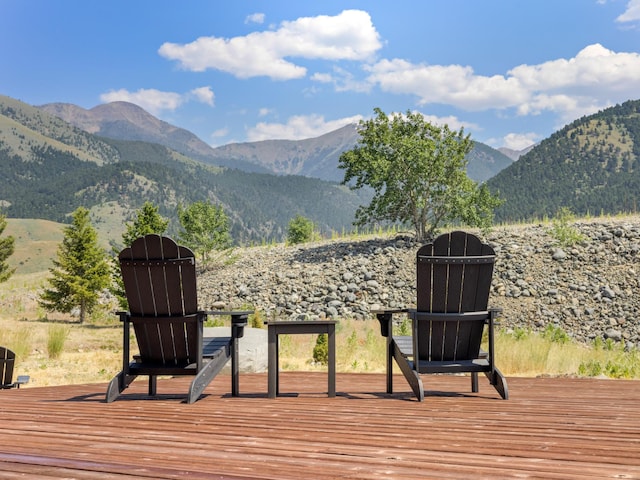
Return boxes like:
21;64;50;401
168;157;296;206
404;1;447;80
111;202;169;309
39;207;110;323
121;201;170;247
0;214;16;283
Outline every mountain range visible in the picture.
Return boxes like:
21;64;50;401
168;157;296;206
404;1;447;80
39;101;514;183
3;93;640;244
487;98;640;221
0;95;371;244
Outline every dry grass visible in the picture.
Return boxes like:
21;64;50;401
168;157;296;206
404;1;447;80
277;318;386;374
2;267;638;389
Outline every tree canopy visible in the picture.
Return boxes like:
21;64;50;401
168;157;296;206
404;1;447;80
111;201;169;309
39;207;110;323
177;200;232;265
0;214;15;283
339;108;501;241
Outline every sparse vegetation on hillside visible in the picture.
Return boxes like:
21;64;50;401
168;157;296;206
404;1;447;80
489;99;640;222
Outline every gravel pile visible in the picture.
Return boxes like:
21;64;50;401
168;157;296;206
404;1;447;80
198;217;640;349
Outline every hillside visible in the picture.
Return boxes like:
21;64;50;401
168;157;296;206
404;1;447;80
488;99;640;222
197;214;640;349
5;215;640;350
40;101;512;183
4;218;63;274
0;96;372;245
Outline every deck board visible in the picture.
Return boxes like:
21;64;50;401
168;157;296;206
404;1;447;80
1;373;639;479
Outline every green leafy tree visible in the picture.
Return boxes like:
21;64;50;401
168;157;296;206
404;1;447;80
339;108;502;241
0;214;16;283
177;200;232;264
121;201;170;247
287;214;315;244
39;207;110;323
111;202;169;309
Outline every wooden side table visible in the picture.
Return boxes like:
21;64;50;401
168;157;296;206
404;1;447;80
266;320;337;398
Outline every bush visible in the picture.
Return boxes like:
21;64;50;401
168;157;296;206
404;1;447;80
47;325;70;359
287;215;315;245
542;324;570;344
549;207;585;247
313;334;328;365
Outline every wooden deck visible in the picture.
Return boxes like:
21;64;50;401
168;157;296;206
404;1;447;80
1;373;639;479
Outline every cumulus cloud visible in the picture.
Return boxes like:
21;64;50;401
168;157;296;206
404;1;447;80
158;9;382;80
366;59;527;110
364;43;640;126
99;88;184;115
617;0;640;22
246;114;363;141
100;86;215;115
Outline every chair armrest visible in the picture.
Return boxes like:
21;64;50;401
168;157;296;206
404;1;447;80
202;310;254;338
15;375;29;387
372;308;408;337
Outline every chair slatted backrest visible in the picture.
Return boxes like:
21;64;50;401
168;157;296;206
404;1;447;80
119;235;199;366
1;347;16;388
415;231;495;362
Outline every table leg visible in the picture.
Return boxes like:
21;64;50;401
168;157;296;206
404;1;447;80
268;328;277;398
328;325;336;397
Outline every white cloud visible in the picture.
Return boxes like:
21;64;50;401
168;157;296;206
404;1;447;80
100;86;216;114
501;133;539;151
617;0;640;22
99;88;183;115
418;113;479;133
366;59;527;110
364;43;640;127
190;86;215;106
246;114;363;141
245;12;265;24
158;9;382;80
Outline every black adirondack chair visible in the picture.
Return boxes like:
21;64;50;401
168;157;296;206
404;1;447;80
374;231;508;400
1;346;29;389
105;234;252;404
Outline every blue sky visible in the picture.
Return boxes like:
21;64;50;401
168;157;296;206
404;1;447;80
1;1;640;150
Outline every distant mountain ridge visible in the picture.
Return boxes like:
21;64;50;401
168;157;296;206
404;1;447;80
39;101;238;165
13;93;640;236
40;101;513;183
0;95;372;244
498;145;535;161
488;98;640;221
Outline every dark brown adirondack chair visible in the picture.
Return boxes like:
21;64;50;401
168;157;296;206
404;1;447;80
1;347;29;389
105;234;252;404
374;231;508;400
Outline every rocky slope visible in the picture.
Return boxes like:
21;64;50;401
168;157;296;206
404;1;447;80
199;216;640;350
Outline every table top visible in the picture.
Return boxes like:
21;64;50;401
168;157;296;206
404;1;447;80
265;319;337;326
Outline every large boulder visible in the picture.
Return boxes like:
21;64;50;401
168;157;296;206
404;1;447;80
204;326;268;374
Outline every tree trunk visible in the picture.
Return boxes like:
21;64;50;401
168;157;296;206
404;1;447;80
79;299;86;324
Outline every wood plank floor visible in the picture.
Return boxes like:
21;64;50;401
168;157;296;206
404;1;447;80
1;373;639;479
